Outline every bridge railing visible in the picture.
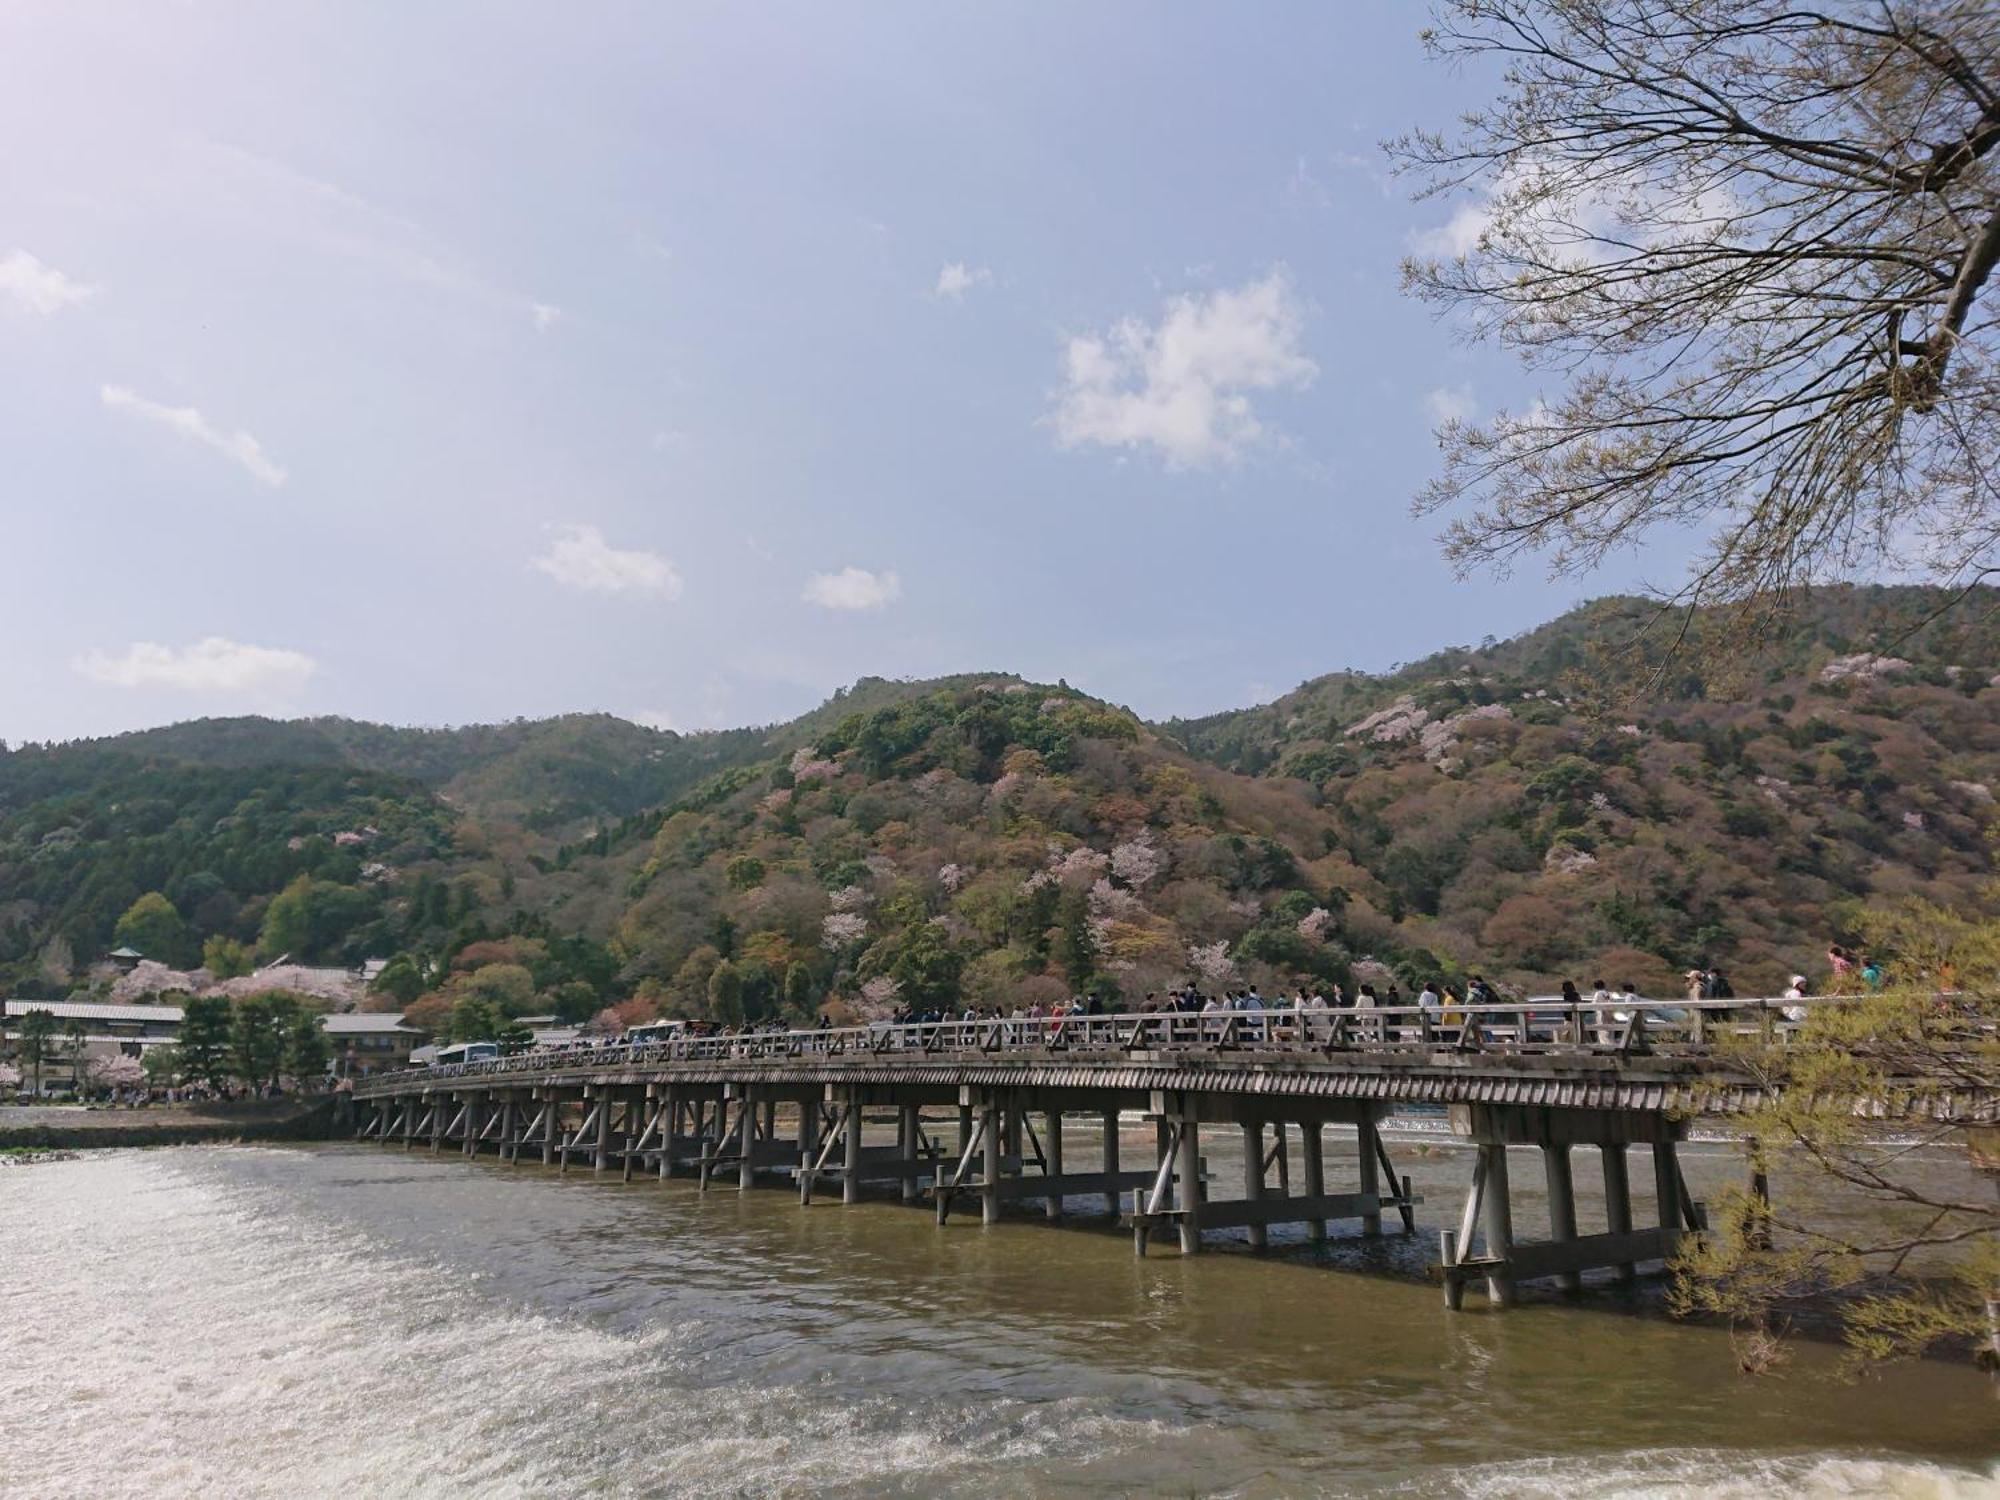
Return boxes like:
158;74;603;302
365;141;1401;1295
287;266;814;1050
380;993;1986;1088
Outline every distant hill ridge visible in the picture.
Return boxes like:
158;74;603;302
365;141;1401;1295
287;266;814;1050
2;585;1993;1013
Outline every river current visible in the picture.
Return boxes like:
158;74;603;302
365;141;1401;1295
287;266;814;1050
3;1139;1995;1498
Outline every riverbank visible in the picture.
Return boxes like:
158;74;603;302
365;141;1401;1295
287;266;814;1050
0;1098;342;1150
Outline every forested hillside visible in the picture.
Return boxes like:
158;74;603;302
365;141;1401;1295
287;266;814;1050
1;586;1993;1025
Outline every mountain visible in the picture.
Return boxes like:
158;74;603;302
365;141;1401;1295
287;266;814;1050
2;586;1994;1022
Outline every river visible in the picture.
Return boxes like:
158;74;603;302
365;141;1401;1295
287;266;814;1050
3;1136;1995;1498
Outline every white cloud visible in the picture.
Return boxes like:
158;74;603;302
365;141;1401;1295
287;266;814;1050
532;524;683;597
627;709;680;733
531;301;561;331
74;637;317;698
1049;269;1317;468
933;262;990;300
802;566;901;611
1424;384;1477;425
1410;200;1493;259
0;250;96;316
100;385;287;486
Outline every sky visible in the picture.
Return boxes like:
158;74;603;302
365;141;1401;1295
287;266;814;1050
1;2;1689;745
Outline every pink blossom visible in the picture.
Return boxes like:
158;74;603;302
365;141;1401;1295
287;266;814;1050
1110;836;1167;888
821;911;868;949
1188;940;1236;984
1297;906;1334;943
829;884;870;913
937;862;967;892
854;975;903;1020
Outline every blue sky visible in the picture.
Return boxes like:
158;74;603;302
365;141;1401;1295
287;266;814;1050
1;3;1683;744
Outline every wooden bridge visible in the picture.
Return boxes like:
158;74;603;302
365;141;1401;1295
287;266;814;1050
347;997;1982;1309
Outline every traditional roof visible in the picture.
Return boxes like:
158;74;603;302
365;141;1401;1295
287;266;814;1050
3;1000;184;1024
320;1013;423;1036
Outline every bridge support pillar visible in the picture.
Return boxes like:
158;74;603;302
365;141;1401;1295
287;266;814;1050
981;1099;1001;1224
900;1105;920;1202
1601;1144;1634;1280
430;1094;446;1154
1357;1117;1383;1237
1302;1124;1327;1243
1242;1123;1266;1250
541;1092;558;1167
1544;1145;1581;1293
844;1091;864;1205
463;1096;482;1157
1175;1115;1202;1255
1101;1112;1120;1214
1480;1145;1517;1308
741;1088;763;1191
1044;1111;1064;1219
593;1088;612;1174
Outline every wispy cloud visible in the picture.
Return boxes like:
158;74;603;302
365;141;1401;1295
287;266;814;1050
1049;269;1317;467
100;385;287;486
0;250;96;316
532;524;683;597
193;142;555;325
802;566;900;611
933;261;990;300
1423;384;1476;425
74;637;317;698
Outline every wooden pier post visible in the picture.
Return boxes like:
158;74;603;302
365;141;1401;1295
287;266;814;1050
1600;1143;1634;1280
843;1092;863;1205
593;1088;612;1174
1045;1110;1064;1219
660;1090;678;1180
1543;1143;1581;1293
1302;1122;1327;1243
431;1094;446;1154
799;1097;818;1180
1101;1111;1120;1214
900;1104;920;1202
740;1089;760;1191
1357;1115;1383;1237
1652;1141;1683;1243
1242;1122;1267;1249
1176;1116;1203;1255
1481;1144;1516;1307
542;1092;558;1167
981;1099;1001;1225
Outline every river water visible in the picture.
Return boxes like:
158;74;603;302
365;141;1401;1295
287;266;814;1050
3;1134;1996;1498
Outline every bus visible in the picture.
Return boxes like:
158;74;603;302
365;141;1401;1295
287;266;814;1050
430;1041;500;1068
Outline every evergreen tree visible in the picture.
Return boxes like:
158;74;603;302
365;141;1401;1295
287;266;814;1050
283;1010;329;1084
178;996;232;1088
115;891;193;967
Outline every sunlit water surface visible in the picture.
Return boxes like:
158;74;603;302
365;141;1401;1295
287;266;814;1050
3;1142;1995;1498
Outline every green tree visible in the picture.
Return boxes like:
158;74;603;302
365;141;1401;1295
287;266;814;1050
230;995;294;1088
371;953;427;1005
115;891;192;967
202;934;253;980
61;1019;91;1094
178;996;232;1088
1052;893;1097;988
258;875;313;961
706;960;745;1024
886;923;964;1012
783;961;815;1018
284;1011;329;1084
140;1044;183;1089
1673;901;1999;1375
453;962;536;1018
448;992;505;1044
16;1008;56;1095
